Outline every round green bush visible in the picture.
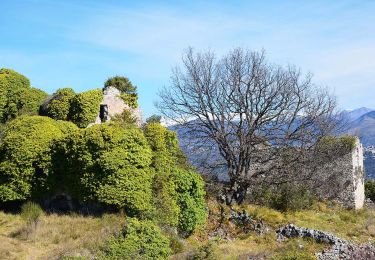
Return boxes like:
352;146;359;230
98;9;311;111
19;87;48;116
53;124;154;214
0;116;77;202
69;89;103;128
172;168;207;235
0;68;47;122
101;218;172;260
43;88;76;120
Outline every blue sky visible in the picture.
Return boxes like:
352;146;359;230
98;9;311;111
1;0;374;117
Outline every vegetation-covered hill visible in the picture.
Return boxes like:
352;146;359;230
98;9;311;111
0;69;207;259
0;68;374;259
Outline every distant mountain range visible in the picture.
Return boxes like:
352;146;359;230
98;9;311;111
340;107;374;124
341;107;375;147
172;107;375;180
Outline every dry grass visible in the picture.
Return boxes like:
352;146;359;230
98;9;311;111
2;200;375;259
172;199;375;259
0;211;124;260
241;202;375;243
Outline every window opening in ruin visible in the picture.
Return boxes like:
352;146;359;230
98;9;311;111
100;104;109;122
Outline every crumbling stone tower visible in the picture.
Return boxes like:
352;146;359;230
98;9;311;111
92;86;142;126
313;137;365;209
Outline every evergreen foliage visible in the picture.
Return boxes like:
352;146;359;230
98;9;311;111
101;218;172;259
69;89;103;128
104;76;138;108
316;135;357;155
253;184;315;212
19;87;48;116
53;124;154;214
0;69;207;240
0;68;47;122
144;122;207;231
146;115;162;124
43;88;76;120
144;122;180;226
0;116;77;201
172;168;207;235
110;109;138;127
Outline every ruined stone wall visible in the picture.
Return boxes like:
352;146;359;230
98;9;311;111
92;86;142;126
310;138;364;209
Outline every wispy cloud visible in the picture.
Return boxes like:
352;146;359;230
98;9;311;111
1;0;374;116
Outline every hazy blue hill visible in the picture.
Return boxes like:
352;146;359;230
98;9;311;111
172;108;375;180
341;107;374;123
347;111;375;147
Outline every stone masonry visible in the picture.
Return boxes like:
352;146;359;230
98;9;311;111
311;137;365;209
91;86;142;126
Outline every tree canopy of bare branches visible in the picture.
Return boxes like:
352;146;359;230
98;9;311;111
158;48;337;204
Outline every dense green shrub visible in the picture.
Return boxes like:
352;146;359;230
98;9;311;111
143;122;205;231
19;87;48;116
105;76;138;108
253;184;315;212
0;68;47;122
144;122;188;171
101;218;172;259
69;89;103;127
144;122;182;227
365;180;375;201
53;124;154;214
172;168;207;235
0;116;77;202
43;88;76;120
144;122;176;171
316;135;356;155
120;93;138;109
146;114;162;124
110;109;138;127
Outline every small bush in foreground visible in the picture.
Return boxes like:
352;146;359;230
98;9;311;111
100;218;171;260
272;250;315;260
253;184;315;212
20;201;43;237
188;241;220;260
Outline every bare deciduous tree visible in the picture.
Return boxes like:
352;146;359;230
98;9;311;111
158;48;337;204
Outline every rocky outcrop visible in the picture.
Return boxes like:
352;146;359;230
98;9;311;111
277;224;344;244
277;224;375;259
230;209;268;235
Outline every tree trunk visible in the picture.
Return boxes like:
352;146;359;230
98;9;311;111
225;180;248;205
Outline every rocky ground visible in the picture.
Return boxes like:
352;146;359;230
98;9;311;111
277;224;375;259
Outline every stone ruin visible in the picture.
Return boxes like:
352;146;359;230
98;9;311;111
310;137;365;209
91;85;142;126
253;137;365;209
